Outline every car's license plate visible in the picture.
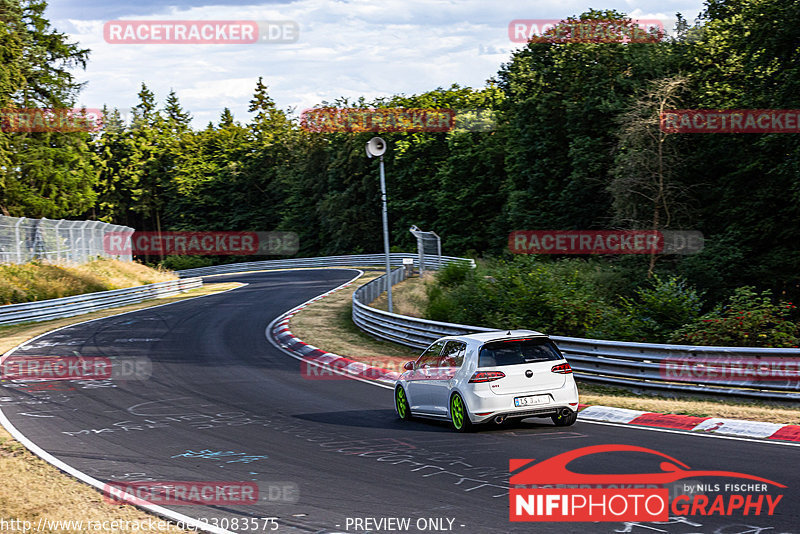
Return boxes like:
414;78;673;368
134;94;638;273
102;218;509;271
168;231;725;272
514;395;550;407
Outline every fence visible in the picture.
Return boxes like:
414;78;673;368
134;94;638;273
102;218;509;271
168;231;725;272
352;268;800;401
408;226;441;275
0;215;133;264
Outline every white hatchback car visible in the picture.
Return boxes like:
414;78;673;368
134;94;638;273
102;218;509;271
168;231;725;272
394;330;579;432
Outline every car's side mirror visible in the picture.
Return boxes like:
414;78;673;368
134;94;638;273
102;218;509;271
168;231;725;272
403;361;415;371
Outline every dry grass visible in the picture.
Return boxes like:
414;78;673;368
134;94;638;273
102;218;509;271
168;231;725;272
0;435;189;532
369;272;432;317
291;273;800;426
0;258;176;305
0;281;242;533
289;270;419;371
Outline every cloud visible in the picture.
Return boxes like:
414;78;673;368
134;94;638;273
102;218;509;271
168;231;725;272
51;0;705;128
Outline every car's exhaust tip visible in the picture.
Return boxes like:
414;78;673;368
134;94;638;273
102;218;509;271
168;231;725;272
494;415;506;424
560;407;573;417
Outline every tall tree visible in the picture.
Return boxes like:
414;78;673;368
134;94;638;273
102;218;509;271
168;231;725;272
0;0;96;218
676;0;800;300
163;89;192;133
496;9;676;234
609;76;692;276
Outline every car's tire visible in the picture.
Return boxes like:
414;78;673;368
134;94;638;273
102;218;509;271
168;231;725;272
551;409;578;427
395;386;413;420
449;392;473;432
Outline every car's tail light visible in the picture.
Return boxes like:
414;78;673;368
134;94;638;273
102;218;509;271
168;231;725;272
551;363;572;374
469;371;506;383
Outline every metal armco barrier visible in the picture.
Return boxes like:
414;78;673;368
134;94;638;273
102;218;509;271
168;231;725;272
352;269;800;402
176;253;474;278
0;278;202;326
174;254;799;401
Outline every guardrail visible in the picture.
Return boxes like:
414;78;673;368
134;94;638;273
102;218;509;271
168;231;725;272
0;278;202;326
172;253;800;401
352;270;800;401
176;253;474;278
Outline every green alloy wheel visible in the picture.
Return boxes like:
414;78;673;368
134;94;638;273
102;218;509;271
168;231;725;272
449;392;473;432
395;386;412;420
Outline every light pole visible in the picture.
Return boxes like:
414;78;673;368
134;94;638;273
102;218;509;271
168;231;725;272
366;137;392;312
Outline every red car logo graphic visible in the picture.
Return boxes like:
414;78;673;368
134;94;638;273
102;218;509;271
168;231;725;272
510;444;785;487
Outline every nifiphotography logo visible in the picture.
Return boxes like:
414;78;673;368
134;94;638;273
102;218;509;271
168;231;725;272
509;445;785;522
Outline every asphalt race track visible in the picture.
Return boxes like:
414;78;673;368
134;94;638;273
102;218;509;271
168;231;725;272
1;269;798;534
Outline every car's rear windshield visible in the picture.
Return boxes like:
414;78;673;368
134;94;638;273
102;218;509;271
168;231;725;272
478;338;563;367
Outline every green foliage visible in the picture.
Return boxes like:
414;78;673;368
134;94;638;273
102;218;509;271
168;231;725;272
425;256;627;337
0;0;95;218
423;260;799;347
670;287;800;347
424;283;456;323
612;275;704;342
156;255;214;272
434;260;474;288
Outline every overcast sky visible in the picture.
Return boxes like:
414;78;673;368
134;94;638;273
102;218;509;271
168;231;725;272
47;0;706;128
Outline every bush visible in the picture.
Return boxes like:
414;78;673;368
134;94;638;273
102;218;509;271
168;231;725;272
424;284;456;322
157;255;214;271
434;260;474;288
421;257;799;347
669;287;799;347
612;275;704;342
424;256;622;337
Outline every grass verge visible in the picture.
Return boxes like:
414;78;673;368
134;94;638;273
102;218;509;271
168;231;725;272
0;281;243;533
0;258;176;305
289;270;419;374
290;273;800;425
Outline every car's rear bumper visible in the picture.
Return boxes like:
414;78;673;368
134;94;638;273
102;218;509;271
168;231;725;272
464;379;579;423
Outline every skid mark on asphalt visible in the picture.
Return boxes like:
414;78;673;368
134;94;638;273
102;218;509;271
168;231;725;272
55;398;513;498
